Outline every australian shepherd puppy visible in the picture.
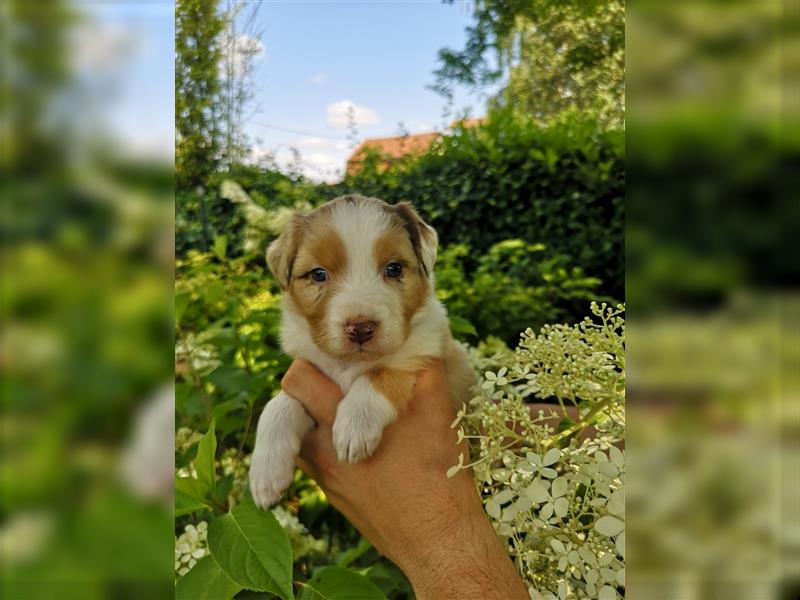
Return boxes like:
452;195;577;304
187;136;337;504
249;195;475;508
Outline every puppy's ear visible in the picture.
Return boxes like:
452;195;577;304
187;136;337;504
394;202;438;276
266;214;305;290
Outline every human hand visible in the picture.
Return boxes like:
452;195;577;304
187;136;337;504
281;359;528;600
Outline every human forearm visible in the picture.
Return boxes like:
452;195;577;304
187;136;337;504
395;500;528;600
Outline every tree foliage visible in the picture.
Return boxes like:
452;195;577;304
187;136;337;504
1;0;78;174
433;0;625;127
176;0;226;189
218;1;264;169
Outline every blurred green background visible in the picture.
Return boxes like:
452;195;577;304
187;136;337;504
626;2;799;599
2;1;174;598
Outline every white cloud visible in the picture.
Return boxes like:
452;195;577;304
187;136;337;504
306;73;329;85
325;99;380;129
248;143;352;184
297;136;332;149
71;20;140;73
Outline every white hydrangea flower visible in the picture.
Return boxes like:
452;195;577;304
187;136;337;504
455;304;625;599
271;506;328;559
175;521;209;578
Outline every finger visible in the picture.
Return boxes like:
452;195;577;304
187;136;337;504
297;424;326;464
281;359;342;426
297;422;337;482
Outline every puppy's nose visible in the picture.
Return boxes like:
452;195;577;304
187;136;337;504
345;320;378;345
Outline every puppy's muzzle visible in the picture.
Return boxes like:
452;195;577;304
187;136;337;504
345;320;378;345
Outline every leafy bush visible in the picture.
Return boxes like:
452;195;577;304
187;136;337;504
176;164;321;258
334;110;625;301
453;302;625;599
435;240;602;344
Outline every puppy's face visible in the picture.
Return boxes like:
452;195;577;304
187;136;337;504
267;196;438;362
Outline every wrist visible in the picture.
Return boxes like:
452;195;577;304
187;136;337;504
393;492;527;600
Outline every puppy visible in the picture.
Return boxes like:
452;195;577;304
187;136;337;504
249;195;475;508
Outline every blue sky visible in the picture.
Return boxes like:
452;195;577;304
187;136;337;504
87;1;484;179
239;1;484;180
80;1;175;160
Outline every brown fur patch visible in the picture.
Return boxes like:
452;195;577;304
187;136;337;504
369;368;417;411
392;202;437;275
373;225;430;329
288;216;348;356
267;214;306;290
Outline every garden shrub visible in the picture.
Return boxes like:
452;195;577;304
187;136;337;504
176;164;321;258
435;240;602;344
334;109;625;301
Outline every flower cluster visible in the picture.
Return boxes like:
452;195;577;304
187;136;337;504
176;427;203;452
452;303;625;599
219;447;252;507
175;522;208;576
271;506;328;559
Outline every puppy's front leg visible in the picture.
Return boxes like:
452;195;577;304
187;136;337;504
332;369;415;464
249;391;314;508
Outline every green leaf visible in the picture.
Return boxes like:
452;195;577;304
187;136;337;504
448;315;478;337
176;555;242;600
213;235;227;260
336;537;372;568
175;291;191;327
195;420;217;497
209;366;252;397
298;567;387;600
363;562;411;598
208;501;294;599
175;477;211;516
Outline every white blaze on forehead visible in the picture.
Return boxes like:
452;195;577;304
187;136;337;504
329;199;394;283
325;199;401;333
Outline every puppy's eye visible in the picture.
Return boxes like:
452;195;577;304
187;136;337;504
309;268;328;283
384;262;403;278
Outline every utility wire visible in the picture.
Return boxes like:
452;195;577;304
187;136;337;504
249;121;348;140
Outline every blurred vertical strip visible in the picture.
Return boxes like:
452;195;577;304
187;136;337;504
1;1;174;598
627;1;799;599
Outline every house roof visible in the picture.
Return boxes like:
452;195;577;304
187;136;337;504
345;118;484;176
348;131;442;163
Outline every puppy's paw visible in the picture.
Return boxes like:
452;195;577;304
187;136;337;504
248;392;313;509
249;449;294;509
332;409;384;464
332;381;397;464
